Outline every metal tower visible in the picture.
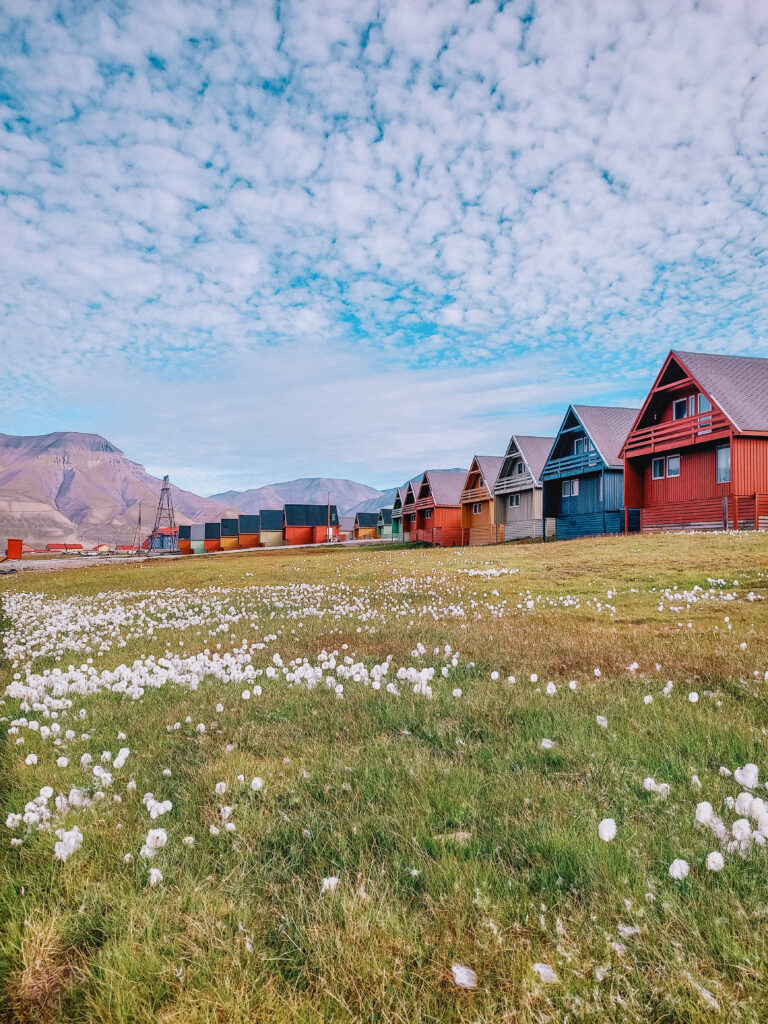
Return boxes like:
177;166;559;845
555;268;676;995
149;476;177;551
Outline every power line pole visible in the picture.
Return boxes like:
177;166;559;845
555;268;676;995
131;500;143;553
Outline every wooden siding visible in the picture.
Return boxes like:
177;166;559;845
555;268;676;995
733;437;768;492
547;470;623;518
417;506;462;546
354;527;378;540
259;530;283;548
503;518;555;541
556;511;624;540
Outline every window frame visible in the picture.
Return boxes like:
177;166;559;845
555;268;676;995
673;398;688;420
562;479;571;498
472;502;482;515
423;508;432;520
652;457;665;480
574;438;584;455
516;461;524;475
666;454;681;478
716;445;730;484
698;393;711;414
508;493;520;508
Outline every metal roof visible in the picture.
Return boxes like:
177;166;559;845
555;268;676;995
673;350;768;433
283;504;339;527
258;509;282;531
571;405;640;468
378;507;393;525
354;512;379;528
472;455;505;489
513;435;556;483
422;469;468;506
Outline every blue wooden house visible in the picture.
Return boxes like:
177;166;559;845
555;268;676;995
541;405;639;540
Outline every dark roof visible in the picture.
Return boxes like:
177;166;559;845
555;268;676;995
283;504;339;527
239;514;261;533
514;435;556;483
258;509;282;531
673;350;768;433
355;512;379;528
423;469;467;506
572;405;640;468
378;507;393;525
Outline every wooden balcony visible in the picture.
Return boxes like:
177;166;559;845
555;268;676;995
623;409;730;458
460;486;490;504
541;450;603;480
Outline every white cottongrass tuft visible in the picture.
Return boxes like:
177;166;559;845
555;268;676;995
688;692;699;703
53;826;83;862
215;781;227;796
451;963;477;989
598;818;617;842
541;739;555;750
250;777;264;792
320;876;340;895
668;859;689;880
734;764;759;789
706;851;725;872
532;962;558;983
148;867;163;886
545;682;557;696
452;688;462;697
596;715;608;728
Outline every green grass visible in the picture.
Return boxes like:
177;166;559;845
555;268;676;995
2;532;768;1022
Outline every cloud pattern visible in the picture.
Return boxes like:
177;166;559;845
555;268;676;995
1;0;766;489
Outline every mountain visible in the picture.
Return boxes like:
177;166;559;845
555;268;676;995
211;477;384;516
0;431;240;547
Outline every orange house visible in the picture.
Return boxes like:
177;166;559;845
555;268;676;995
460;456;505;545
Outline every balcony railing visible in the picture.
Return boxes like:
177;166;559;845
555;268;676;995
541;450;603;480
623;409;730;457
461;486;490;504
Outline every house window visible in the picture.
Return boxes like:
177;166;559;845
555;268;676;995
472;502;482;514
652;457;665;479
424;509;432;519
673;398;688;420
688;395;696;416
698;393;711;413
574;438;583;455
716;445;730;483
508;493;520;508
666;455;680;478
517;462;524;474
479;478;485;488
562;478;579;498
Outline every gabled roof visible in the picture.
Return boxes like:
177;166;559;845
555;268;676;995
339;515;355;532
472;455;505;490
570;405;639;468
672;350;768;433
284;504;339;527
354;512;379;528
422;469;467;506
509;435;556;483
378;507;393;525
402;481;417;506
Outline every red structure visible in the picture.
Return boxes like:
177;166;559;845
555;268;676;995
621;350;768;532
413;470;467;546
400;481;417;541
283;504;340;545
5;538;23;560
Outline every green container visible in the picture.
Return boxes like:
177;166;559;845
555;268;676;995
191;540;206;554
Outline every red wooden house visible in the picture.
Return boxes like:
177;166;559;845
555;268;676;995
414;470;467;546
621;350;768;532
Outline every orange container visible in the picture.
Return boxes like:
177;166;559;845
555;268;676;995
238;533;260;548
177;539;192;555
220;536;239;550
203;539;221;552
6;538;23;560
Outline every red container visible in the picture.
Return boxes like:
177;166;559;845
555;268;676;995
203;539;221;552
6;538;22;560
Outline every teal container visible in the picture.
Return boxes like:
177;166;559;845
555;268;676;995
191;540;206;554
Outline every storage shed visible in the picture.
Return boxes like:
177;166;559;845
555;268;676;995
283;504;340;545
220;518;240;550
621;350;768;532
238;514;261;549
259;510;284;547
493;435;556;541
460;456;505;545
353;512;379;539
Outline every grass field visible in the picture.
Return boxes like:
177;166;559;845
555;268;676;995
3;532;768;1023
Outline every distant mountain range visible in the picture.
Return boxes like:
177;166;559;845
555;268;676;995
210;478;384;516
0;430;469;547
0;432;239;547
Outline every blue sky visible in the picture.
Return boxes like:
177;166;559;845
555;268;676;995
1;0;766;494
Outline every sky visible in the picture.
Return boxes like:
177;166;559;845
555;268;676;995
1;0;767;495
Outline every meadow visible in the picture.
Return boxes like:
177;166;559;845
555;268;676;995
2;532;768;1023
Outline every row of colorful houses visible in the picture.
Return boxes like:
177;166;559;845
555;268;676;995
380;350;768;545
